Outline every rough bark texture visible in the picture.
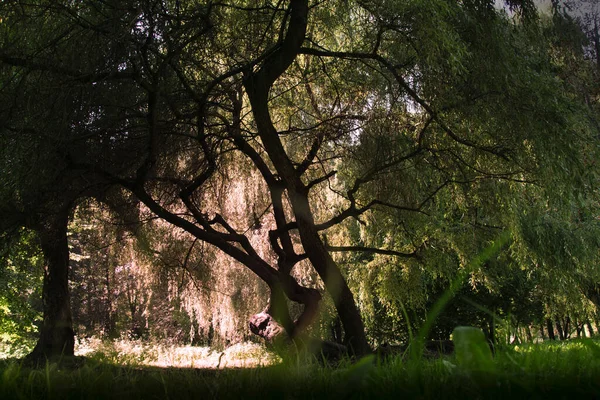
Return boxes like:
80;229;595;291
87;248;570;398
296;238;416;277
26;208;75;362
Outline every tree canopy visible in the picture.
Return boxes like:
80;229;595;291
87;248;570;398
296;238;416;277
0;0;598;359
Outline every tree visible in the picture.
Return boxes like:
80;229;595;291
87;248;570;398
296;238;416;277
1;0;597;358
0;1;148;358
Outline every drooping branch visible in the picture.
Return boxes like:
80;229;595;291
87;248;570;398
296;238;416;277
326;245;419;258
0;52;138;83
299;47;511;160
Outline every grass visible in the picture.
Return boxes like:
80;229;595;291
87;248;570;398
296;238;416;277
1;337;600;399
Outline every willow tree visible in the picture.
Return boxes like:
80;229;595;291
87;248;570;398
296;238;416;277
336;2;600;344
1;0;596;357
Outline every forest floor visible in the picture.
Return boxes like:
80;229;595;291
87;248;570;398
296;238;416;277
1;338;600;399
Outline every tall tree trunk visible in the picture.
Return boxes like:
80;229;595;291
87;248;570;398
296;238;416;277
593;18;600;73
539;323;546;340
524;325;533;343
556;319;565;340
26;208;74;362
104;264;117;338
291;193;370;356
488;316;496;345
586;320;594;337
546;319;556;340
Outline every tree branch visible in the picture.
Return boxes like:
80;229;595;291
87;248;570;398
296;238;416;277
326;245;418;258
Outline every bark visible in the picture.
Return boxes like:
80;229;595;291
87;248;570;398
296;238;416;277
249;281;321;343
292;197;370;356
556;319;565;340
587;320;594;337
546;319;556;340
249;311;285;343
26;207;75;362
539;323;546;340
593;18;600;73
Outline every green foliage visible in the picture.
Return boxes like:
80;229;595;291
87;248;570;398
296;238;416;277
332;0;600;345
0;229;42;355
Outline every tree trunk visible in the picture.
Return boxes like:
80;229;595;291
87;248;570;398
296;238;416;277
104;264;117;338
524;325;533;343
582;282;600;309
539;323;546;340
488;317;496;345
594;18;600;74
26;208;74;362
587;320;594;337
291;194;371;356
546;319;556;340
556;319;565;340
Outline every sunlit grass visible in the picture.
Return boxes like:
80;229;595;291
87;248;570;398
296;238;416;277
74;337;281;368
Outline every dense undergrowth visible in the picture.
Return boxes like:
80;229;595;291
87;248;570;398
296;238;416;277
1;338;600;399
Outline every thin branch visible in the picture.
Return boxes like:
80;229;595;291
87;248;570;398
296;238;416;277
327;245;418;258
299;47;511;159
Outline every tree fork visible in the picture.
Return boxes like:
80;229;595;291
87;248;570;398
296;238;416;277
243;0;370;356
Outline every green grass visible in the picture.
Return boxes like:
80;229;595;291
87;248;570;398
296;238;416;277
1;338;600;399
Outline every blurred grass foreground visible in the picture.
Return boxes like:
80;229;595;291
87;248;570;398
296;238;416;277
2;336;600;399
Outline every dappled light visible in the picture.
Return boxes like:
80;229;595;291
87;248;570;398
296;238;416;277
74;338;280;369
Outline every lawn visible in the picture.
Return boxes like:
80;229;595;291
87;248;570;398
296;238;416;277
1;338;600;399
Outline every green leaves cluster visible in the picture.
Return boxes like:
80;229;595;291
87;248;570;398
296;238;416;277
0;229;42;348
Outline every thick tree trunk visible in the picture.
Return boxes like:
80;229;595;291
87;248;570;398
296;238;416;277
26;209;74;362
290;194;371;356
582;282;600;309
249;285;348;362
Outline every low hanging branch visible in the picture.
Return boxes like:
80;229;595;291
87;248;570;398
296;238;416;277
326;245;419;258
